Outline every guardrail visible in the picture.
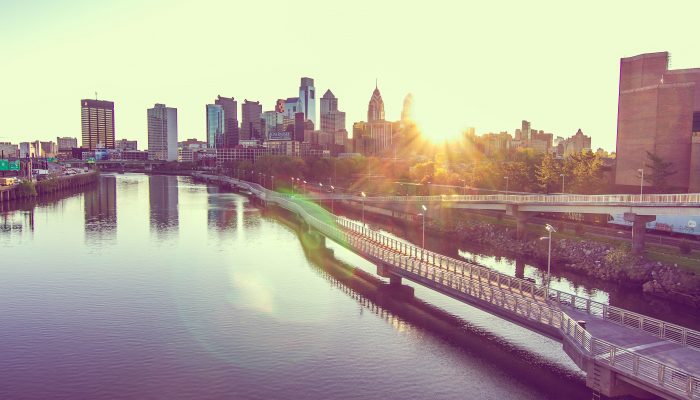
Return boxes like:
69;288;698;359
197;173;700;399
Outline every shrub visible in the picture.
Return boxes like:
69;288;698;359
575;223;585;236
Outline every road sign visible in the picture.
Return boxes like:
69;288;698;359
87;157;96;164
9;160;20;171
47;157;56;163
0;159;8;171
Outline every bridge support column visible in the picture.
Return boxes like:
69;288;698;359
623;213;655;255
506;205;533;240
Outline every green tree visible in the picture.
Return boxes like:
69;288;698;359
643;151;677;192
536;153;560;193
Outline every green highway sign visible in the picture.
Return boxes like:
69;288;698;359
0;159;8;171
47;157;56;163
87;157;96;164
9;160;20;171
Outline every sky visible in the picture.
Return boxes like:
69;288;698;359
1;0;699;151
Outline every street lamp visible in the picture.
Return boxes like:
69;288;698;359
319;182;324;207
638;168;644;196
291;177;295;194
271;175;274;191
504;176;509;195
420;204;427;248
542;223;557;293
330;185;335;213
303;180;307;193
361;191;367;225
560;173;565;193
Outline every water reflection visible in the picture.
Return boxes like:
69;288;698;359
148;175;179;234
84;175;117;241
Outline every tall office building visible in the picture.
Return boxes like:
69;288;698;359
81;99;115;150
401;93;414;125
299;77;316;126
367;84;385;122
241;100;263;141
319;89;346;134
147;103;178;161
206;104;224;148
615;51;700;192
215;95;239;148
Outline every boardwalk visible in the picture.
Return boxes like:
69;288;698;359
196;174;700;399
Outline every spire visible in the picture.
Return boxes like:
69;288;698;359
375;78;378;90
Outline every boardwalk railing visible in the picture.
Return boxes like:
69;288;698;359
197;174;700;399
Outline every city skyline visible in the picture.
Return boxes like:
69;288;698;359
2;1;700;151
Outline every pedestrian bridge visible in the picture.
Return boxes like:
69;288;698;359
195;174;700;400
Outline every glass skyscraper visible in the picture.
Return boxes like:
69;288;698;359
206;104;224;148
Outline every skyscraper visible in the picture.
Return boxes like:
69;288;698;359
401;93;414;125
81;99;115;150
299;77;316;125
215;95;239;148
319;89;346;134
147;103;178;161
367;84;385;122
615;51;700;192
206;104;224;148
240;100;263;141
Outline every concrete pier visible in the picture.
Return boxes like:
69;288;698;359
624;213;656;254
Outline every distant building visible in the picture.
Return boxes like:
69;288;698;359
0;142;19;158
283;97;302;120
320;89;346;136
482;132;512;155
206;104;224;148
401;93;414;127
299;77;316;126
115;139;138;151
215;95;239;148
559;129;591;156
367;84;385;122
81;99;115;150
615;51;700;192
57;137;78;152
354;84;393;155
147;103;178;161
240;100;263;141
40;141;57;157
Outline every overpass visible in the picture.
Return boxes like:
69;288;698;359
195;173;700;399
302;191;700;254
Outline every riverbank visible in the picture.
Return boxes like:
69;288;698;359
0;172;98;205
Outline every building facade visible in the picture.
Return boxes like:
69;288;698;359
215;95;239;148
299;77;316;126
57;137;78;152
319;89;346;136
147;103;178;161
115;139;138;151
615;52;700;192
240;100;263;141
81;99;115;150
206;104;224;148
0;142;19;158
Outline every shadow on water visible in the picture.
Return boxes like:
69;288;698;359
260;205;592;400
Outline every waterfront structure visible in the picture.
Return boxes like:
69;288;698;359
206;104;224;148
81;99;115;150
615;51;700;192
147;103;178;161
115;139;138;151
215;95;239;148
57;137;78;152
299;77;316;126
240;100;263;141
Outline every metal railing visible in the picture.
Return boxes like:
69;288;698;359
196;173;700;399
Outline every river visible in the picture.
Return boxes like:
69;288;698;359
0;174;611;399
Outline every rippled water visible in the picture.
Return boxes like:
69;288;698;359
0;174;591;399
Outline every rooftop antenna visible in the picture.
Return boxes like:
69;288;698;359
95;91;98;100
375;78;378;89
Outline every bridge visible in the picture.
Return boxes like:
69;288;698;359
299;191;700;254
195;173;700;399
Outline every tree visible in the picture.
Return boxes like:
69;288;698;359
536;153;560;193
644;151;677;192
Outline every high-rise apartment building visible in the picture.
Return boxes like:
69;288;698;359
206;104;224;148
215;95;239;148
147;103;178;161
615;51;700;192
299;77;316;126
241;100;263;141
57;137;78;152
81;99;115;150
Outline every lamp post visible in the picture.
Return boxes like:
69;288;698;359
543;223;557;293
504;176;509;196
330;185;335;213
361;191;367;225
271;175;274;191
319;182;324;207
560;173;565;193
291;177;295;194
638;168;644;196
303;180;307;194
420;204;427;248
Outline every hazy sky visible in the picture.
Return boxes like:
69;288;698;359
1;0;699;151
